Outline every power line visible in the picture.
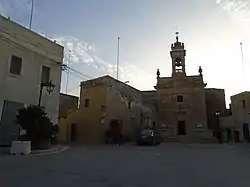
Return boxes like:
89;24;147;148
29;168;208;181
62;65;90;81
67;66;92;79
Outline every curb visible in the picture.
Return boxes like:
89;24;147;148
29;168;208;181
1;146;69;156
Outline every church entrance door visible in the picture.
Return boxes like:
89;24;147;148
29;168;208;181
177;121;186;135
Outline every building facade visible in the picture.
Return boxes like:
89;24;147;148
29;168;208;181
152;34;220;142
0;16;64;144
221;92;250;142
59;93;79;119
59;34;227;144
205;88;227;130
58;75;154;144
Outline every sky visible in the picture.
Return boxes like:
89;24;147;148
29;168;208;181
0;0;249;106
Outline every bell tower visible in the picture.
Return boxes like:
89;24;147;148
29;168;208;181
170;32;186;77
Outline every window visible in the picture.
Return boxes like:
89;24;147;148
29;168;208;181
177;95;183;102
128;101;131;109
242;100;246;108
84;99;89;107
41;66;50;83
10;55;22;75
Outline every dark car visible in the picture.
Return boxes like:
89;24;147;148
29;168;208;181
136;129;163;146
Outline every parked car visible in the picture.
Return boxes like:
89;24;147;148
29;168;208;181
136;129;163;146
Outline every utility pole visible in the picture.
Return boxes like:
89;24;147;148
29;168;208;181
29;0;34;30
66;50;71;94
240;43;246;91
240;43;245;75
116;37;120;80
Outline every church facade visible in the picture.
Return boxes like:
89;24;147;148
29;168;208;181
143;34;226;143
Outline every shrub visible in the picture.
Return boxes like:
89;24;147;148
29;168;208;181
16;105;57;149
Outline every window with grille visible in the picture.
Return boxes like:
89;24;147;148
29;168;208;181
10;55;22;75
177;95;183;102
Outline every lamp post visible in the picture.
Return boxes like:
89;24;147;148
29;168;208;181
38;80;55;107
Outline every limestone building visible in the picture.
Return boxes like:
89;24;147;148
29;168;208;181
58;75;154;143
145;34;226;142
221;91;250;142
0;15;64;145
59;93;79;119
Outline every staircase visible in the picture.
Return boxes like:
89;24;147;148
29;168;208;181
160;128;218;144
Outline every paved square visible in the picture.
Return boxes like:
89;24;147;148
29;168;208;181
1;143;250;187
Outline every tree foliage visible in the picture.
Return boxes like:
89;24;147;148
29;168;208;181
16;105;58;143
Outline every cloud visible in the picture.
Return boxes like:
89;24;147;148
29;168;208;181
0;0;34;22
0;0;31;12
52;36;155;94
216;0;250;19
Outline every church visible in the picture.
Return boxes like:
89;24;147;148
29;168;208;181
58;33;227;144
142;33;227;143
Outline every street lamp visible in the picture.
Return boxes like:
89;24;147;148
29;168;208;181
215;112;220;116
38;80;55;107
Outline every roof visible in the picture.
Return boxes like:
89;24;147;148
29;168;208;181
0;15;63;49
231;91;250;98
205;88;225;92
141;90;156;93
81;75;141;93
60;93;79;99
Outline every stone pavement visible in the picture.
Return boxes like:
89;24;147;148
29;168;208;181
1;143;250;187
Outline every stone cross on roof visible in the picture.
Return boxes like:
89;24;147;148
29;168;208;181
175;32;179;42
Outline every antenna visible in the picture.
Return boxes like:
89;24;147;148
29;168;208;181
116;37;120;80
66;50;71;94
240;43;245;74
29;0;34;30
240;43;246;91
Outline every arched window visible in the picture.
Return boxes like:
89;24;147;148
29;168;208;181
177;95;183;102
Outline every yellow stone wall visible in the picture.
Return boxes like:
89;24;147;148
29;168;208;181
58;77;154;144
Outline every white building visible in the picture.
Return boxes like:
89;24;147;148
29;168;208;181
0;16;64;144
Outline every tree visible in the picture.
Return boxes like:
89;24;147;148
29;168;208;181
16;105;57;149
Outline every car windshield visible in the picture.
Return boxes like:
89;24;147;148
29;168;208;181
140;130;153;136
